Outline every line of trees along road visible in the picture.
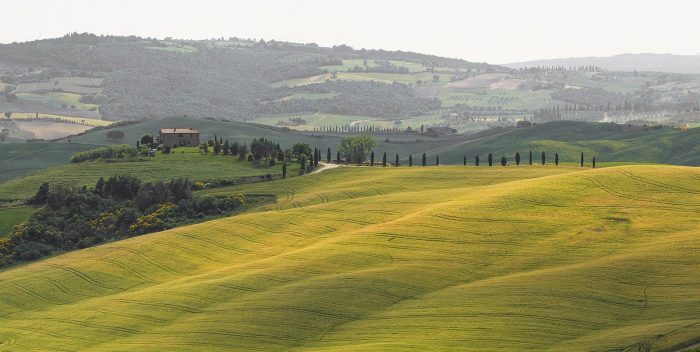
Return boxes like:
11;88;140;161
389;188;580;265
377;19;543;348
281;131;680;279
326;135;598;167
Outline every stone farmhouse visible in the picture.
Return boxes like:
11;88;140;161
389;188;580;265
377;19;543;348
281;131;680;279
159;128;200;147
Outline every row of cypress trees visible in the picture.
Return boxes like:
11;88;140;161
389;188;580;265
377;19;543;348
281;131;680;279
281;148;597;178
361;150;596;167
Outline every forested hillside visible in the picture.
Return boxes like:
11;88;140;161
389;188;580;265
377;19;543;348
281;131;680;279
0;33;492;121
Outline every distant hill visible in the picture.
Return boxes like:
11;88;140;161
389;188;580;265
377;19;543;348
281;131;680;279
0;33;500;121
505;53;700;74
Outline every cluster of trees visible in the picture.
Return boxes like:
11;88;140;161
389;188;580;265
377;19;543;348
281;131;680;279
339;135;376;164
344;60;411;74
70;144;139;163
0;175;247;266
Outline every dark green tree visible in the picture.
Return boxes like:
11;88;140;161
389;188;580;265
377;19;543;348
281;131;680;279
463;156;467;166
300;156;306;170
370;151;375;166
136;140;140;150
422;153;427;166
409;154;413;167
282;162;287;178
475;155;480;166
382;152;387;167
223;140;230;156
337;150;341;164
488;153;493;166
327;148;331;163
580;152;584;167
395;154;399;167
500;155;507;166
436;155;440;166
515;152;520;165
555;153;559;165
541;151;546;165
593;156;596;168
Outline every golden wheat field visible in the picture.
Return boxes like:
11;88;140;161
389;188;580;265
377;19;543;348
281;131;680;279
1;165;700;351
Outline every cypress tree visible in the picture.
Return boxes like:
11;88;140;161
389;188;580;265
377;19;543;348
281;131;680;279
580;152;584;167
593;156;596;168
282;162;287;178
475;155;480;166
555;153;559;165
436;155;440;166
488;153;493;166
500;155;507;166
300;156;306;170
529;150;533;165
422;153;427;166
515;152;520;165
370;151;375;166
395;154;399;167
327;147;331;163
463;156;467;166
541;151;546;165
382;152;387;167
136;140;140;150
336;151;341;164
409;154;413;167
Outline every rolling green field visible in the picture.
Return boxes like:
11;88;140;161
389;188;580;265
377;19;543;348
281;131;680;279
1;165;699;351
0;151;298;201
16;92;99;111
439;88;555;109
0;143;97;182
435;121;700;165
0;206;36;238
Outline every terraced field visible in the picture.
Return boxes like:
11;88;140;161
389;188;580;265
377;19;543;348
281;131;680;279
1;165;699;351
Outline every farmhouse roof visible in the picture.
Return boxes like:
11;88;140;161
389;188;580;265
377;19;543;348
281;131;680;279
160;128;199;134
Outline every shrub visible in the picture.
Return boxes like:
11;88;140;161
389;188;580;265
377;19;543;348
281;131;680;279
70;145;139;163
106;130;125;141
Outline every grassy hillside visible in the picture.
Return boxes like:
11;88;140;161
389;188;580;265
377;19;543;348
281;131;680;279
1;165;699;351
0;142;96;182
65;115;467;161
0;151;297;201
435;121;700;165
0;206;36;237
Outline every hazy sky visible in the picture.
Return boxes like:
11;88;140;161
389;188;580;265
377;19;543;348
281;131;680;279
4;0;700;63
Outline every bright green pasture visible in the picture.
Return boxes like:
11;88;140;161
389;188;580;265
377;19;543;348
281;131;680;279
0;165;699;351
0;206;36;237
0;153;296;201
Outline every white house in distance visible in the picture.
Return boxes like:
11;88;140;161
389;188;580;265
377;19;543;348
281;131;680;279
159;128;200;147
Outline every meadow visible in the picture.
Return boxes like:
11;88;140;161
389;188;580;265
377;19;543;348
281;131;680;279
0;206;36;238
0;143;97;182
0;165;699;351
0;150;297;201
16;92;99;111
